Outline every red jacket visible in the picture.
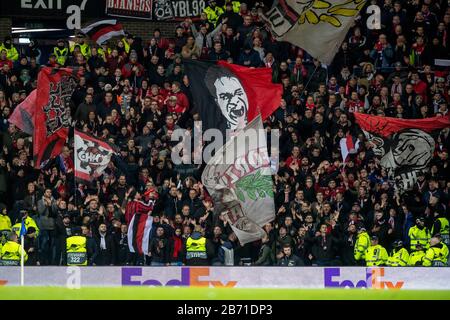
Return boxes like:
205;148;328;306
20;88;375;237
173;91;190;111
121;61;144;78
413;80;428;103
0;58;12;69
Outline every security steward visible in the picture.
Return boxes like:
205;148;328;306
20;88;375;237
0;204;11;244
407;243;426;266
70;33;91;59
204;0;224;26
223;0;240;13
408;217;430;251
0;232;28;266
423;235;449;267
0;36;19;61
185;225;214;266
354;227;370;264
53;39;69;66
365;235;388;266
11;210;39;237
431;212;449;246
387;240;410;267
65;226;88;266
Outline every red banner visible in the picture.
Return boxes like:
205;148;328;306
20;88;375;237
33;67;79;168
354;113;450;138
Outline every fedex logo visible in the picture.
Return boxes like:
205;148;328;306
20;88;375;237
324;268;404;290
122;267;237;288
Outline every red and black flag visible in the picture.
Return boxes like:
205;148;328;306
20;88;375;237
8;89;36;135
34;67;80;168
74;129;118;184
127;204;154;256
81;20;125;45
183;59;283;138
354;112;450;192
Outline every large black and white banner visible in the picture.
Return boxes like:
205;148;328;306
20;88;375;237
354;113;450;193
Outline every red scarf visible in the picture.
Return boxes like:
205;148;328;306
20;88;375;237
306;102;315;110
293;63;308;78
413;43;425;54
172;235;182;258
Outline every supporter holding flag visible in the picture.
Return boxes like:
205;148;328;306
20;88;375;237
340;132;360;164
81;20;126;46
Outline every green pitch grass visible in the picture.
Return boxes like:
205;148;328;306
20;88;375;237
1;287;450;300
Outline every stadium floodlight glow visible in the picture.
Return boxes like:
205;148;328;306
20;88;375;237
12;28;65;33
18;38;31;44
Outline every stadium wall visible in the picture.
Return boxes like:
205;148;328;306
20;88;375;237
0;17;12;39
1;267;450;289
121;21;179;39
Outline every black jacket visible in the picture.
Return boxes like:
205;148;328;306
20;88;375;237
94;233;117;265
277;253;305;266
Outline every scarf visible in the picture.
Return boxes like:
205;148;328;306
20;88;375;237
172;235;182;258
100;233;106;250
293;63;308;79
413;43;425;55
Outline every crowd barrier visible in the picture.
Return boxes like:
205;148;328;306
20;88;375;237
1;267;450;289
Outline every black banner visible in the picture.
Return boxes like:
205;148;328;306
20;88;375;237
153;0;206;21
0;0;208;22
105;0;153;20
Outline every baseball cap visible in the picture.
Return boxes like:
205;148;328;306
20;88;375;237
394;61;402;67
370;235;379;241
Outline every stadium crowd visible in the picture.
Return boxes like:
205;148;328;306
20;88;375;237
0;0;449;267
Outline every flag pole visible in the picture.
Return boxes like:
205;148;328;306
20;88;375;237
20;235;24;286
73;129;77;207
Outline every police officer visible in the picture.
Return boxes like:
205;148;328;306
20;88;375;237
407;243;426;266
408;217;430;251
204;0;224;26
387;240;410;267
365;235;388;266
185;225;214;266
65;227;88;266
70;33;91;59
0;232;28;266
423;235;449;267
354;227;370;264
53;39;69;66
431;211;449;246
0;36;19;61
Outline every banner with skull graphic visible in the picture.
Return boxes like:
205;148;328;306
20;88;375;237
33;67;80;168
354;113;450;193
74;130;118;184
183;59;282;141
